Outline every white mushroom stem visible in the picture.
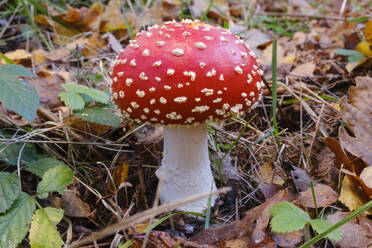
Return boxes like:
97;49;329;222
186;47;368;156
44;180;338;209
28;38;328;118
156;125;217;213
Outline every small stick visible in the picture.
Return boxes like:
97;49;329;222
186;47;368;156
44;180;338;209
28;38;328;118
68;187;231;248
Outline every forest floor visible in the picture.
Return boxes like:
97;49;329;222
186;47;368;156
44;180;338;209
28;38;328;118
0;0;372;247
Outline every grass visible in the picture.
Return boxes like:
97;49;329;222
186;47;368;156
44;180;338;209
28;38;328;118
1;0;371;247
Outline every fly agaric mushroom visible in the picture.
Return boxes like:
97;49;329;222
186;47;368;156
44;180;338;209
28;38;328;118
110;19;263;212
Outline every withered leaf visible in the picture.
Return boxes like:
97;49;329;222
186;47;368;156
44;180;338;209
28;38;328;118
62;191;91;218
339;76;372;166
295;183;338;208
327;212;372;247
29;74;65;108
130;230;210;248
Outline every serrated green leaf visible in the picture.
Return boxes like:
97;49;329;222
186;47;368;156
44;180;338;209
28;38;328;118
58;92;85;110
269;201;311;233
0;172;20;213
25;157;66;178
0;65;39;123
43;207;64;226
61;84;109;104
0;192;36;248
310;219;343;241
74;108;121;127
29;208;63;248
0;64;36;78
37;165;74;199
0;142;39;165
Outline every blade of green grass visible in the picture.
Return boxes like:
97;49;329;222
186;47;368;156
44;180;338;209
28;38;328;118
271;40;279;146
201;0;215;21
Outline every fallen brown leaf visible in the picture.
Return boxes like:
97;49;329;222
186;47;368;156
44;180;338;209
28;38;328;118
327;212;372;247
272;230;303;248
44;48;71;62
62;191;91;218
295;183;338;208
339;76;372;166
290;62;316;77
190;189;290;246
130;231;211;248
339;176;372;214
29;74;65;108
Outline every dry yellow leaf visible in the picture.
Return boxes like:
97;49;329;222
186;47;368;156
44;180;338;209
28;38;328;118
82;32;107;56
281;53;296;64
363;20;372;42
356;40;372;57
127;223;149;234
100;0;126;32
291;62;315;77
259;162;284;185
3;49;31;64
339;176;372;215
32;49;47;66
113;162;130;188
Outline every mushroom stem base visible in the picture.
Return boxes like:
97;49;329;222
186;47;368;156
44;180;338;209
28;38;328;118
156;125;217;213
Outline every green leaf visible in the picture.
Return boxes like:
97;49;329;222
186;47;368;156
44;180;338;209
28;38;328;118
0;65;39;123
269;201;311;233
58;92;85;110
29;208;63;248
310;219;342;242
26;157;66;178
37;165;74;199
0;192;36;248
0;172;21;213
42;207;64;226
74;108;121;127
333;49;363;56
0;64;36;78
347;16;371;23
0;142;39;165
61;84;109;104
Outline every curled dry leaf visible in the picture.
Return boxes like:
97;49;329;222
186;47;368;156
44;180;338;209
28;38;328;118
29;74;65;108
327;212;372;247
294;183;338;208
339;176;372;214
130;230;210;248
339;76;372;165
290;62;316;77
190;190;292;246
62;191;91;218
324;137;372;210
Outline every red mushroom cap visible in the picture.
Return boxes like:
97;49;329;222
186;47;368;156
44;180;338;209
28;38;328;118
111;19;263;125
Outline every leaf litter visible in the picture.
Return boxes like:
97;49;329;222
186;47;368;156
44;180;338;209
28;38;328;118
0;0;372;247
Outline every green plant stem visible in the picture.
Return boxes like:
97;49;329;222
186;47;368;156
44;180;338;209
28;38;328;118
271;40;279;146
201;0;215;21
310;181;318;218
300;199;372;248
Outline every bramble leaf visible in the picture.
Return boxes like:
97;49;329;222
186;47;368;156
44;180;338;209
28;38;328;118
61;84;109;103
0;172;20;214
74;108;121;127
0;64;39;123
26;157;66;178
0;192;36;248
270;201;311;233
310;219;343;241
37;165;74;199
58;92;85;110
29;208;63;248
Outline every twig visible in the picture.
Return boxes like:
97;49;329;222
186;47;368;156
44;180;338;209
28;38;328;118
67;187;230;248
